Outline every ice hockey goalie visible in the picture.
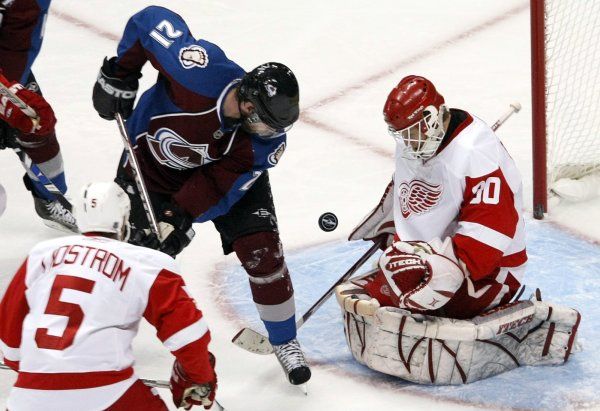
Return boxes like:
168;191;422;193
341;75;581;384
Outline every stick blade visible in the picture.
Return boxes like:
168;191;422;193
231;327;274;355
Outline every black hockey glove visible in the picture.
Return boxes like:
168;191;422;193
92;57;141;120
131;203;195;257
157;203;196;257
0;121;19;150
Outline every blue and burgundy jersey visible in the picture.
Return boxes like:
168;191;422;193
0;0;51;84
115;6;287;222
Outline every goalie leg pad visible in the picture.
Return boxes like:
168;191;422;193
516;300;582;366
335;283;581;385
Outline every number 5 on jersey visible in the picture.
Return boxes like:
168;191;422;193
35;275;95;350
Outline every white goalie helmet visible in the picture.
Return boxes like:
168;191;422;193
75;182;131;240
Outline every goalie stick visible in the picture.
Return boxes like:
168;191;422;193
114;113;162;241
0;82;76;225
232;239;384;355
491;102;521;132
231;102;522;355
0;363;226;410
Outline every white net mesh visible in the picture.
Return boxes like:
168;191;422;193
545;1;600;183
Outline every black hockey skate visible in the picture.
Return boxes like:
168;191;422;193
273;338;311;385
33;196;78;233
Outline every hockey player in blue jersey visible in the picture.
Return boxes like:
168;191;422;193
0;0;75;232
91;6;310;386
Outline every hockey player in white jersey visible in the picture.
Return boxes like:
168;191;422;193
340;75;580;385
350;75;527;319
0;182;217;410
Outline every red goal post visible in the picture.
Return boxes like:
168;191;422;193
531;0;600;219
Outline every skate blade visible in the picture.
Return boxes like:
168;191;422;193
41;219;79;234
298;383;308;396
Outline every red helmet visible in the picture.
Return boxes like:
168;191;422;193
383;76;447;160
383;75;445;130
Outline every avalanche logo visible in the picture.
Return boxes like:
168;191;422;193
147;128;216;170
398;180;443;218
268;142;286;165
265;84;277;97
179;45;209;69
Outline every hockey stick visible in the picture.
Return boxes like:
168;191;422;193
14;147;75;216
232;239;383;355
491;102;521;132
0;82;76;224
114;113;162;240
0;363;225;410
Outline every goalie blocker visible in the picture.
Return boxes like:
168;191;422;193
335;277;581;385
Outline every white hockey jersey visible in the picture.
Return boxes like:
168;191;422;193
392;110;526;318
0;234;213;411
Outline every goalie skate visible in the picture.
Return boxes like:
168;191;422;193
273;338;311;385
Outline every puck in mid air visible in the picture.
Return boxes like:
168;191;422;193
318;212;338;232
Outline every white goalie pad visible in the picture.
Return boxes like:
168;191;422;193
335;282;581;385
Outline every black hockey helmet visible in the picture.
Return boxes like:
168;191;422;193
238;62;299;130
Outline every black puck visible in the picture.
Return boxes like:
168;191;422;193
318;212;338;232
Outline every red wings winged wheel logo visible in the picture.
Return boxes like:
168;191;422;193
398;180;443;218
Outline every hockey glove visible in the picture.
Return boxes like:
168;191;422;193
130;202;195;257
0;121;19;150
92;57;140;120
158;202;196;257
376;242;430;306
0;73;56;135
348;178;395;250
171;355;217;410
369;240;465;311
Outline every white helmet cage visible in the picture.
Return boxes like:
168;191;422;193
75;182;131;241
389;104;448;160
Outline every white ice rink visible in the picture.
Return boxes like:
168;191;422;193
1;1;599;410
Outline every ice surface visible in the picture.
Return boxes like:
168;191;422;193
1;0;600;410
220;218;600;410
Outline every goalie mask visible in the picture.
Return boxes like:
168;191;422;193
384;75;448;160
238;62;299;139
75;182;131;241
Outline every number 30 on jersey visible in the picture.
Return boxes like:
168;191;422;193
470;176;501;205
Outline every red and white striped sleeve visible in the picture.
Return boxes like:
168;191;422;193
0;258;30;371
453;168;520;280
143;268;214;383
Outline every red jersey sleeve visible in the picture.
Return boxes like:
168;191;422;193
452;168;519;281
0;258;30;371
143;269;214;383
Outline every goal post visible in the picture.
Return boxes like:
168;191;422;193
531;0;600;219
531;0;546;219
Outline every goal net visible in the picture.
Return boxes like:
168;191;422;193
531;0;600;218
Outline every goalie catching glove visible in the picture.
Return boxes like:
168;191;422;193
348;178;395;249
0;73;56;136
365;238;465;311
171;354;217;410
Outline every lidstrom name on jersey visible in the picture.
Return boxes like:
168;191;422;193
49;243;131;291
398;179;443;218
147;127;217;170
